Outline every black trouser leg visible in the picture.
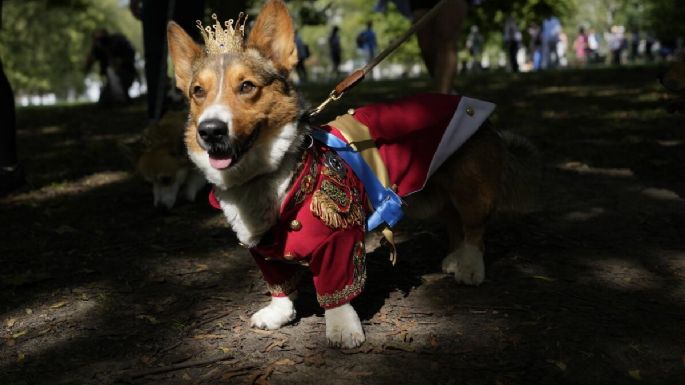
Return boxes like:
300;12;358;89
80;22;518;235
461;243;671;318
0;57;17;167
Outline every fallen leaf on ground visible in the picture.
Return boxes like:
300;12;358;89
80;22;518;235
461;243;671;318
219;365;255;381
262;338;287;353
24;308;32;315
218;346;231;354
195;263;209;272
546;359;566;371
628;369;641;380
193;334;225;340
429;333;439;348
383;341;415;352
532;275;557;282
136;314;159;324
272;358;296;366
5;318;17;327
12;330;27;339
50;301;67;309
304;352;326;367
140;355;155;365
251;366;275;385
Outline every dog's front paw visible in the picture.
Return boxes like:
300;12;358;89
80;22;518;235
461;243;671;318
442;243;485;286
325;303;365;348
250;296;296;330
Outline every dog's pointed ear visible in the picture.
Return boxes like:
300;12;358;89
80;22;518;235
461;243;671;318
247;0;297;73
167;21;203;94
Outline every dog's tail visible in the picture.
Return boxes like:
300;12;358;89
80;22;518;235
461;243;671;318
496;130;541;213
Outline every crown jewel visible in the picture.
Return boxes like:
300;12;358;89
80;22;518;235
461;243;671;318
196;13;248;55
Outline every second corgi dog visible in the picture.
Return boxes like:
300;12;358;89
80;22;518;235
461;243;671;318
122;110;206;210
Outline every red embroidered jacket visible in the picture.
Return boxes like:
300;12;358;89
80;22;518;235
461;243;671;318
209;94;495;308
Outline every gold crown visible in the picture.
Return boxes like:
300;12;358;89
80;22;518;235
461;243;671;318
196;13;248;55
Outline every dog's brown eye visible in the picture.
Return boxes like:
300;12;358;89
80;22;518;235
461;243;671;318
239;81;255;94
192;85;206;98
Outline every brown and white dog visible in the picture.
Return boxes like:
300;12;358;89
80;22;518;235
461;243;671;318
120;110;207;210
167;0;536;348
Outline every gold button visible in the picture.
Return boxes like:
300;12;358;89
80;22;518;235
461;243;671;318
465;106;475;117
347;108;355;115
289;219;302;231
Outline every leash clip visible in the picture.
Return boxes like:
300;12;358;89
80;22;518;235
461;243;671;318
308;90;343;118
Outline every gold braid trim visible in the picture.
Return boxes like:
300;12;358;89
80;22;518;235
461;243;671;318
316;242;366;308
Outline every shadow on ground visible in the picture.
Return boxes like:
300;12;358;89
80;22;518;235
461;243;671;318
1;66;684;385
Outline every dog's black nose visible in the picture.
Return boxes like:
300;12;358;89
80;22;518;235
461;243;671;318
197;119;228;144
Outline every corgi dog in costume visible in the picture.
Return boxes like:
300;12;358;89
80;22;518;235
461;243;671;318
167;0;536;348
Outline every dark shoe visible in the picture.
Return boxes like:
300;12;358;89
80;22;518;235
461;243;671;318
0;164;26;196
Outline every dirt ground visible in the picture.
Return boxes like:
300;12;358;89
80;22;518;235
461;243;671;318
1;66;684;385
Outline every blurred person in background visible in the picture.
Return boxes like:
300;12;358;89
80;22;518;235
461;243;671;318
587;28;600;64
294;30;309;83
528;21;542;70
466;25;484;72
541;14;561;69
356;21;378;64
573;27;588;67
629;29;640;62
503;13;521;72
609;25;626;66
84;28;137;105
328;25;342;78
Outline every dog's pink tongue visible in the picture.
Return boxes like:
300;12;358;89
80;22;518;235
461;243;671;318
209;156;233;169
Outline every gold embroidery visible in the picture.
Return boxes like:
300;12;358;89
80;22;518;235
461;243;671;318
321;165;344;183
311;180;364;230
287;149;318;211
316;241;366;307
311;153;365;230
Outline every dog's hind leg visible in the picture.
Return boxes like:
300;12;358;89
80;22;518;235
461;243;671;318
441;197;491;285
438;126;503;286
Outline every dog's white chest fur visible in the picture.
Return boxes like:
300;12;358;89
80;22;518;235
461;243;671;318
213;159;296;247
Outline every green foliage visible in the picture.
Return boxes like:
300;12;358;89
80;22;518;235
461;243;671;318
644;0;685;42
0;0;141;96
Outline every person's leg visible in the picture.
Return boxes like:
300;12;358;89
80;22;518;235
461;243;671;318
0;56;24;194
142;0;171;121
413;0;467;93
509;41;519;72
413;8;436;77
0;58;17;168
172;0;205;40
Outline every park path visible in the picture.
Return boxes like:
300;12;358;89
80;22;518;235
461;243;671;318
1;67;684;384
